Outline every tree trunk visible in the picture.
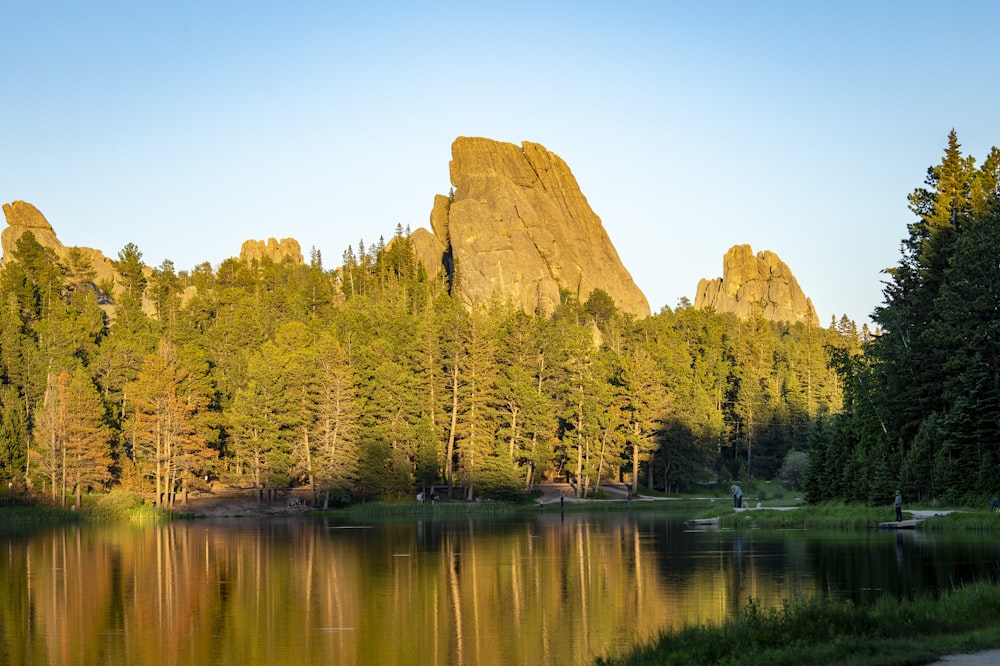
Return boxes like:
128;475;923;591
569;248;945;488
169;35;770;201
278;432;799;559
574;398;584;497
647;450;655;491
303;426;315;502
631;451;639;494
596;433;606;492
446;363;459;498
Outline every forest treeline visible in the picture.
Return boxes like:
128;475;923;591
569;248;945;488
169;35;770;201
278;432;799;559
805;131;1000;507
0;132;993;509
0;231;853;508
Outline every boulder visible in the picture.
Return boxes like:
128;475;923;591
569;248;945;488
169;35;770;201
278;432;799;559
416;137;649;317
694;244;818;325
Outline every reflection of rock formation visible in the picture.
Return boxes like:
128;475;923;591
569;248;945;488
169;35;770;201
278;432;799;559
413;137;650;317
695;244;818;325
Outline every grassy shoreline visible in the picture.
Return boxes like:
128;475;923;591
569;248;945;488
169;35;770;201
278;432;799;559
0;490;173;523
709;501;1000;531
596;582;1000;665
8;490;999;529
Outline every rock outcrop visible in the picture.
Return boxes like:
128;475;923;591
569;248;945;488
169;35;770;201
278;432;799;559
413;137;650;317
694;244;818;325
2;200;118;287
2;200;62;247
408;226;448;279
239;238;303;264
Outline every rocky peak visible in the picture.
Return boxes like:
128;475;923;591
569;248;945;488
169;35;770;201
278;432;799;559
2;200;63;251
2;200;118;287
239;238;303;264
415;137;650;317
694;244;818;325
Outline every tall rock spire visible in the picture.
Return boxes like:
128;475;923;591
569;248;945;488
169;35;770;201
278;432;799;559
416;137;650;317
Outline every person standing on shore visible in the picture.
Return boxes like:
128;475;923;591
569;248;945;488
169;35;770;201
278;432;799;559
731;485;743;509
894;490;903;522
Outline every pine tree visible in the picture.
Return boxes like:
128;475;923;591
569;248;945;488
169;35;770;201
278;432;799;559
614;345;666;494
0;386;28;484
126;340;213;505
63;366;113;507
309;332;360;506
29;371;70;502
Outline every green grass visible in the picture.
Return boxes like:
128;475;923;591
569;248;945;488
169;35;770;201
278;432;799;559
0;490;173;524
0;502;80;524
84;490;173;522
596;582;1000;665
919;510;1000;531
704;501;1000;531
719;501;889;529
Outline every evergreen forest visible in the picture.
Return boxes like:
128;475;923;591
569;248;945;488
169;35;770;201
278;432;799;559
805;131;1000;507
0;132;995;509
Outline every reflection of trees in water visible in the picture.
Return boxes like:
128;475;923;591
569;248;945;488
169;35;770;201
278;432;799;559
8;519;1000;664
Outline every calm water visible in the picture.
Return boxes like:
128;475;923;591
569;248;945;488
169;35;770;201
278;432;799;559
3;509;999;665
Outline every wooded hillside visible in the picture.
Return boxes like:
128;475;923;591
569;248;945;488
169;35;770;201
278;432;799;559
5;132;995;508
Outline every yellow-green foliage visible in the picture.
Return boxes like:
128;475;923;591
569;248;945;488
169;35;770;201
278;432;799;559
87;490;171;522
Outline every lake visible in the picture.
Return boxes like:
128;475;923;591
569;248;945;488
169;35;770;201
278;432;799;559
3;507;999;665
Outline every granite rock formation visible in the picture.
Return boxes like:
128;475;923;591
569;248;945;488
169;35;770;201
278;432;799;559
2;200;118;287
694;244;818;325
413;137;650;317
408;226;448;280
239;238;303;264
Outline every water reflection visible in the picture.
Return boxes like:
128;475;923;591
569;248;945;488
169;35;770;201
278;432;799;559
1;514;998;665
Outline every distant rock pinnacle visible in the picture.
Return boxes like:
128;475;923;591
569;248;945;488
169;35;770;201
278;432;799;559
694;244;818;325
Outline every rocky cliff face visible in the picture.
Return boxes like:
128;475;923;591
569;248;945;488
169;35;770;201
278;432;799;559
694;244;818;325
415;137;650;317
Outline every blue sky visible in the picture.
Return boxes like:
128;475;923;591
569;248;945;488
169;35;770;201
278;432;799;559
3;1;998;326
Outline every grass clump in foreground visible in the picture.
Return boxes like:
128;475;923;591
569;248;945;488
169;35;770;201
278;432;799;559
597;582;1000;666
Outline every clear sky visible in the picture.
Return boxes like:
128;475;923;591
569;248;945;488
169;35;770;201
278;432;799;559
3;1;998;326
